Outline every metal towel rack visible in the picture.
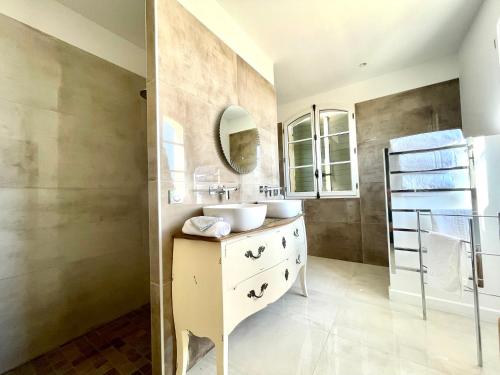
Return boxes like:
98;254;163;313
414;212;500;368
384;142;500;368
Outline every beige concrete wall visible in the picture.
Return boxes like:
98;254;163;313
146;0;279;373
356;79;462;265
0;14;149;373
303;199;362;262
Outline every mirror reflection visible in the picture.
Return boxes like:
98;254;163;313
219;105;259;174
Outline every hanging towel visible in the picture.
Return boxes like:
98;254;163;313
392;148;469;171
431;209;472;241
389;129;465;153
182;217;231;238
424;231;468;295
190;216;223;231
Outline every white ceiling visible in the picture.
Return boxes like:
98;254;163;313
55;0;145;49
217;0;483;104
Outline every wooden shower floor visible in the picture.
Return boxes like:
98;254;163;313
4;305;152;375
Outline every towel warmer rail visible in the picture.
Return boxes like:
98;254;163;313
390;166;469;174
415;211;500;367
384;143;476;276
384;142;500;368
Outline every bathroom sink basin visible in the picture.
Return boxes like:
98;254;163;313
203;203;267;232
257;200;303;218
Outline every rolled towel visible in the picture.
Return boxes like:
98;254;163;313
190;216;223;231
182;218;231;238
389;129;465;153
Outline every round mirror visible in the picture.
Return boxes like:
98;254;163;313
219;105;259;174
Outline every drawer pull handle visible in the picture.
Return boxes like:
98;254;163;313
293;229;299;237
247;283;268;299
245;246;265;260
296;254;302;265
285;269;289;281
282;236;287;249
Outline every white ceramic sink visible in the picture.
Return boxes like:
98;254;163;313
257;200;302;218
203;203;267;232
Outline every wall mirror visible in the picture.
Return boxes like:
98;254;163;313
219;105;260;174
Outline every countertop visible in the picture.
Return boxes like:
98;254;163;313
173;214;303;242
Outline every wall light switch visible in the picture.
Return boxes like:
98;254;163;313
168;190;184;204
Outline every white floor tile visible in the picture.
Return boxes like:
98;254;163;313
228;308;329;375
189;255;499;375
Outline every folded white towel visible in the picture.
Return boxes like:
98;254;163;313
424;231;468;295
391;170;469;190
431;209;472;241
190;216;223;231
182;219;231;238
389;129;465;153
397;173;455;190
391;148;469;171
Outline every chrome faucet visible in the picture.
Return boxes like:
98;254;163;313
259;185;282;198
209;185;239;200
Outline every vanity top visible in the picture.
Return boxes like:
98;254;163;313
174;214;303;242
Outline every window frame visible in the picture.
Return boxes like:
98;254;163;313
283;108;318;198
283;104;359;199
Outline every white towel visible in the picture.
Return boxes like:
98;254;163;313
396;173;455;190
392;148;469;171
431;209;472;241
424;231;468;295
391;171;469;190
182;219;231;238
190;216;223;231
389;129;465;153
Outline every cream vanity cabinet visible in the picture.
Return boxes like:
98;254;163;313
173;215;308;375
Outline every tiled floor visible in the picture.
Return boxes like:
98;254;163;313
5;305;151;375
4;257;499;375
189;256;500;375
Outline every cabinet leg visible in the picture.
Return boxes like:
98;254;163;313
215;335;228;375
299;265;308;297
176;329;189;375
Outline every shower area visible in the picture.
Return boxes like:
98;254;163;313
0;12;150;375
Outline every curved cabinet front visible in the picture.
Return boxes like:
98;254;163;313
172;215;308;375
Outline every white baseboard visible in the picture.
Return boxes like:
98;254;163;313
389;287;499;323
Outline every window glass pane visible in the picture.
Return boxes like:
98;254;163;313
319;110;349;136
320;133;350;164
289;167;315;192
288;114;312;142
322;163;352;192
288;139;313;168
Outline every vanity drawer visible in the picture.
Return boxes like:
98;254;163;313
224;262;288;333
270;226;291;254
284;218;306;261
223;232;286;288
284;256;301;286
292;245;306;269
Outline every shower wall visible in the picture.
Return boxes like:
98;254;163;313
0;14;149;373
355;79;462;265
